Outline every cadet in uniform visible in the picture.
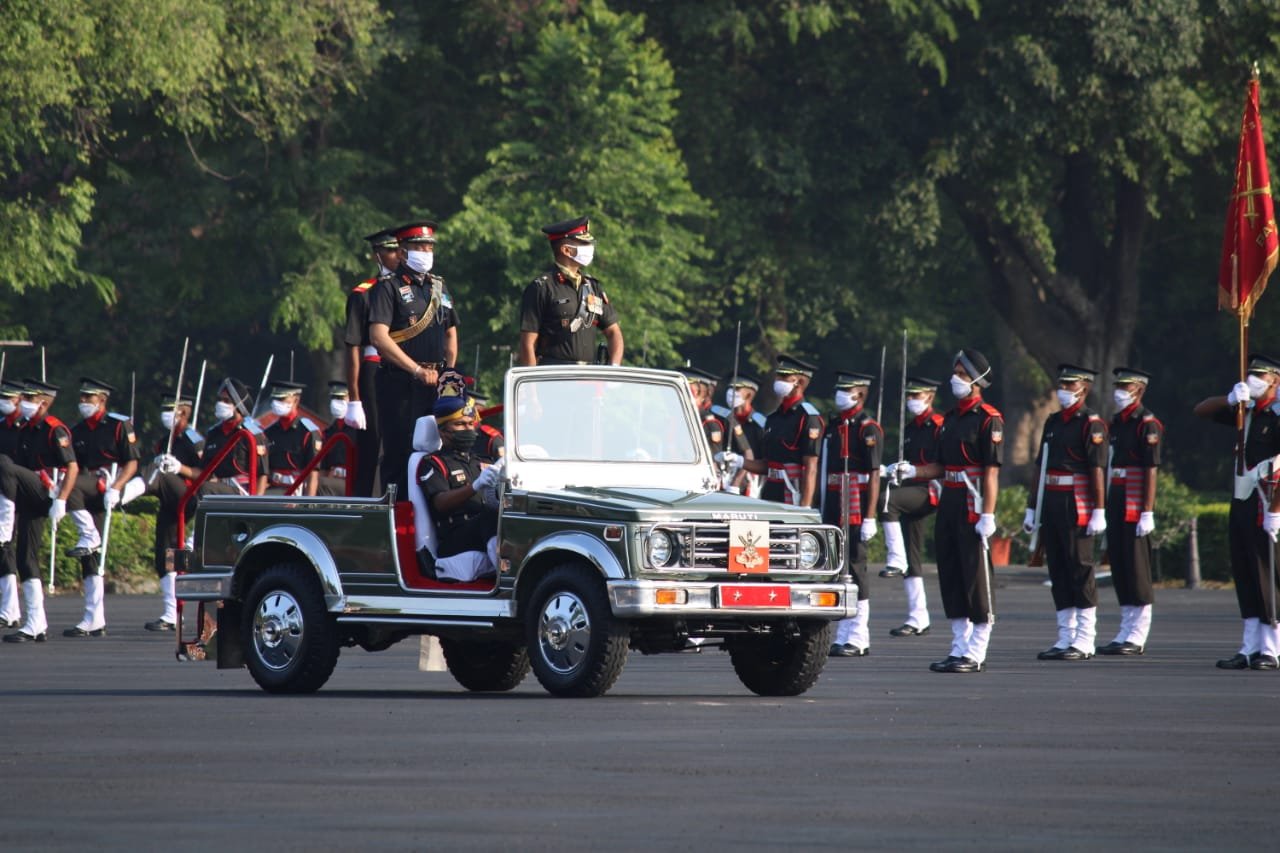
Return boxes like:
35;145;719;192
1194;354;1280;669
414;392;504;581
712;373;765;496
257;380;323;496
1023;364;1109;661
904;351;1002;673
139;395;204;632
0;380;26;626
821;370;882;657
681;367;725;455
64;377;141;637
729;355;824;508
319;381;359;496
1100;367;1163;656
0;379;82;642
159;377;266;501
368;221;459;497
880;376;944;639
517;217;623;366
342;228;400;496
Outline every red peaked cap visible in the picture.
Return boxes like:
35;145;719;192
541;216;593;242
393;221;437;243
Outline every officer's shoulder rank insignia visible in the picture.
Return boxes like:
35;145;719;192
808;427;820;440
864;434;876;446
989;421;1003;443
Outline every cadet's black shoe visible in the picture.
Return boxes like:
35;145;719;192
1057;646;1094;661
3;630;46;643
64;546;101;559
1216;653;1250;670
416;547;438;581
944;656;985;673
1103;641;1145;656
1096;641;1123;654
62;626;107;637
929;656;961;672
1037;646;1068;660
889;623;930;638
829;643;869;657
144;619;175;632
1250;654;1280;670
879;566;905;578
0;617;20;628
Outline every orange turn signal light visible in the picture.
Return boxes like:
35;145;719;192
654;588;686;605
811;591;838;608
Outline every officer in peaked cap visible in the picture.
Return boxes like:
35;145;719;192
881;375;945;640
319;381;359;496
518;217;623;366
258;380;324;497
821;369;883;657
681;366;725;455
62;377;142;637
711;372;765;496
1194;353;1280;669
729;355;824;510
368;220;460;499
1024;363;1109;662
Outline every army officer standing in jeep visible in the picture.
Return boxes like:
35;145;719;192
518;217;624;366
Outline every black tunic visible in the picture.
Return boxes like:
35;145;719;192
519;267;618;364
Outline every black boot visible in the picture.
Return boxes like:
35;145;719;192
416;547;438;581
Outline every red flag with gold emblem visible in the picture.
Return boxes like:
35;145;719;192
1220;74;1280;317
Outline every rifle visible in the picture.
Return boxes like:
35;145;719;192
97;463;120;576
249;354;275;419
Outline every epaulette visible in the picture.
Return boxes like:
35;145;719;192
534;272;554;288
479;423;502;438
750;411;766;428
298;417;322;434
800;401;820;416
353;277;377;293
243;420;264;435
710;404;732;419
45;415;67;429
108;412;130;423
184;427;203;444
928;412;945;427
979;403;1002;418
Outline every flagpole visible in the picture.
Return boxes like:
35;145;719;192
1238;253;1248;476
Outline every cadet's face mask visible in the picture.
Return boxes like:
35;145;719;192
19;400;40;420
834;390;858;412
949;376;973;399
270;399;294;418
1113;388;1134;409
0;399;15;416
1247;373;1271;398
1056;388;1080;408
214;401;236;422
906;397;929;416
329;400;347;419
773;378;796;399
161;411;176;430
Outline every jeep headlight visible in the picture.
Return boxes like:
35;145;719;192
647;529;675;567
797;531;822;569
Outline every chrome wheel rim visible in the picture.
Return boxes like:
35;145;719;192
538;591;590;674
253;590;304;672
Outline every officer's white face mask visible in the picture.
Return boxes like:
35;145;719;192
950;376;973;399
834;390;859;412
906;397;929;416
571;244;594;267
78;402;100;420
161;411;176;430
1113;389;1134;409
1056;388;1080;408
270;399;294;418
329;400;347;419
1247;374;1271;398
214;401;236;422
0;399;15;416
405;249;434;274
773;379;796;399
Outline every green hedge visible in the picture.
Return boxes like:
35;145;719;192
42;497;160;593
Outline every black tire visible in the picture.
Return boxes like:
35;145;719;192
241;562;340;694
525;564;629;697
441;638;531;692
727;621;833;697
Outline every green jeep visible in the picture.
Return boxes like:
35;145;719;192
177;366;855;697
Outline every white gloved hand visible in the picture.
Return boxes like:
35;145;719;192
1265;512;1280;542
157;454;181;475
1086;508;1107;536
975;513;996;540
894;461;917;483
473;458;505;492
1135;511;1156;538
104;488;120;511
344;400;367;430
714;451;744;474
1022;508;1036;534
878;464;891;480
860;518;877;542
49;498;66;523
1227;381;1251;406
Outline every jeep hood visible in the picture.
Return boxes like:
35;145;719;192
519;486;822;523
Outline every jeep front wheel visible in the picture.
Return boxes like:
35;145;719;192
441;638;530;692
241;563;340;694
525;564;628;697
727;620;833;697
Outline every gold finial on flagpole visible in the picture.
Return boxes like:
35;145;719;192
1253;61;1260;81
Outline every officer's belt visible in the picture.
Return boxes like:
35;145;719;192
388;310;436;344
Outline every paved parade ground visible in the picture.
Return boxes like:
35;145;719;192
0;570;1276;851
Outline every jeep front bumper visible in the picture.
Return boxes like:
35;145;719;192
607;580;858;619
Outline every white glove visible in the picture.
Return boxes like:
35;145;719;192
975;513;996;540
1227;381;1251;406
1022;508;1036;534
878;464;892;479
1265;512;1280;542
893;461;917;483
104;488;120;510
473;458;505;492
344;400;367;430
714;451;744;474
1135;511;1155;537
1086;508;1107;536
49;498;66;523
860;518;877;542
157;454;181;475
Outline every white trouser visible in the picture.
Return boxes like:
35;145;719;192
121;476;147;505
882;521;907;570
1260;622;1280;658
1126;604;1152;646
1054;608;1077;650
77;575;105;631
0;573;19;624
834;600;870;650
950;618;972;659
160;572;177;623
964;620;992;664
1240;617;1261;656
20;578;46;637
904;575;930;629
1072;606;1097;655
1110;605;1135;645
0;495;14;542
70;509;101;551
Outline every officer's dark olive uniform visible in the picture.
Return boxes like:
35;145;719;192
1105;393;1163;643
369;268;457;497
417;447;497;558
519;267;617;365
821;406;883;605
884;408;944;580
343;275;384;497
150;426;204;575
68;408;141;572
261;415;323;494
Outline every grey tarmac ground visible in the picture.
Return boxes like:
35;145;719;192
0;569;1276;852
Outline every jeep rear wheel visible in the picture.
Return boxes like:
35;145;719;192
241;563;339;694
441;638;530;692
525;564;628;697
727;621;833;697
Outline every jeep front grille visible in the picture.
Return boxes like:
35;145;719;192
644;522;841;575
